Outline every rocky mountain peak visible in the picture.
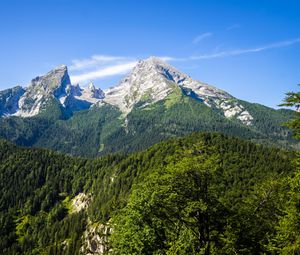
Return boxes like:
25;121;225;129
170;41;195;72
30;64;70;93
104;57;177;113
103;57;253;124
141;56;177;70
137;57;188;84
78;82;105;102
103;57;231;114
136;56;167;70
132;57;182;80
3;64;108;117
12;65;72;117
0;57;253;125
87;82;96;91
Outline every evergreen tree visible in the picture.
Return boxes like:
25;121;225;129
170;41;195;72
268;86;300;254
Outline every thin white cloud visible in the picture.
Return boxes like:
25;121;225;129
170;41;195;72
69;55;128;71
69;55;178;84
71;61;137;84
69;37;300;84
190;37;300;60
226;24;241;31
193;32;213;44
157;56;177;61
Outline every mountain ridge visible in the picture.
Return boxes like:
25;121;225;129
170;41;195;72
0;57;296;156
1;57;254;125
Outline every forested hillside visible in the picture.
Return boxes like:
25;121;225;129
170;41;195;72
0;132;296;254
0;58;297;157
0;1;299;255
0;93;296;157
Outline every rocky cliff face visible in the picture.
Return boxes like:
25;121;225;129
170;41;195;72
0;65;105;117
80;223;111;255
0;57;254;124
103;56;233;113
0;86;25;116
14;65;71;117
104;57;176;114
104;57;253;124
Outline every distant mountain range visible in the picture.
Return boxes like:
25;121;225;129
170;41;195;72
0;57;296;156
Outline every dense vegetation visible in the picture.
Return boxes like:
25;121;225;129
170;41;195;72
0;85;298;254
0;130;296;254
0;91;296;157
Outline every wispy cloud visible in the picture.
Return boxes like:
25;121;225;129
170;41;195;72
69;54;137;84
226;24;240;31
158;56;177;61
190;37;300;60
158;37;300;61
193;32;213;44
69;55;128;71
71;61;137;84
69;55;179;84
69;37;300;84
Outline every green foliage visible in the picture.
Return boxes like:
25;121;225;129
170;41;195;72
111;151;224;254
237;100;295;146
0;131;296;254
0;93;296;157
265;86;300;254
110;134;294;254
278;87;300;139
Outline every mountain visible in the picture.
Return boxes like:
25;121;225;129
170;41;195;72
0;86;25;116
0;132;295;254
104;57;253;125
3;65;105;118
1;57;252;125
0;57;296;156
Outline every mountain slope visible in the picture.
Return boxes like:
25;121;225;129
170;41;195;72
0;91;294;156
0;132;295;254
3;65;105;118
104;57;253;125
0;86;25;116
0;57;296;156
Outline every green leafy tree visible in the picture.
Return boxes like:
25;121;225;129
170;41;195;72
0;132;294;254
268;86;300;254
279;86;300;138
111;150;235;255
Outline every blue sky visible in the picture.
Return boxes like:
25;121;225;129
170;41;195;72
0;0;299;108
